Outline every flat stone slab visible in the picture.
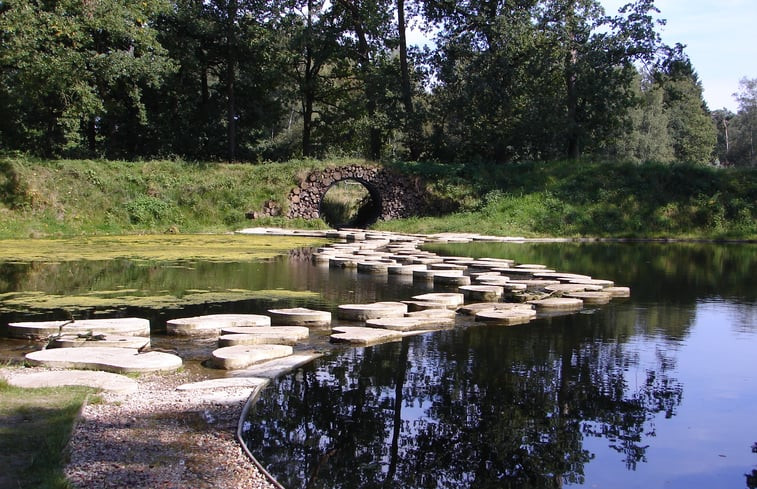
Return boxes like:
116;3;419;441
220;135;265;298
567;278;615;287
267;307;331;327
507;279;561;291
337;302;408;321
544;283;605;293
7;317;150;340
330;326;403;346
459;302;536;316
357;261;392;273
406;309;458;319
475;277;512;286
564;291;613;305
218;326;310;346
411;293;465;308
459;285;504;302
365;316;454;332
25;347;183;374
402;300;448;312
387;264;427;275
229;353;322;379
429;263;468;271
528;297;584;311
433;272;472;286
48;333;150;350
166;314;270;336
176;377;268;391
603;286;631;297
475;309;537;326
210;344;293;370
0;368;138;394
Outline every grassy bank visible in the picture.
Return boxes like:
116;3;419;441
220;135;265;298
1;156;755;239
377;159;757;240
0;378;94;488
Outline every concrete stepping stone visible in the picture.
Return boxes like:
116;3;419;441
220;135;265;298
528;297;584;311
564;291;613;305
210;344;293;370
411;293;464;308
433;272;472;286
0;368;139;394
406;309;458;319
567;278;615;287
458;302;536;316
475;309;537;326
330;326;404;346
476;277;512;286
365;316;454;332
48;333;150;350
218;326;310;346
502;282;528;292
468;259;515;270
329;256;359;268
7;317;150;340
459;285;504;302
387;264;427;275
228;353;322;379
412;269;460;281
429;263;468;271
357;261;391;273
507;279;561;291
544;283;604;293
25;347;182;374
411;256;445;265
603;286;631;297
402;300;448;312
515;263;549;269
337;302;408;321
533;272;593;281
176;377;268;391
268;307;331;327
166;314;270;336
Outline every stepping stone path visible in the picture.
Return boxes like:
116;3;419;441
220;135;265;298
564;291;613;305
8;317;150;340
458;302;537;316
330;326;404;346
218;326;310;346
459;285;504;302
475;309;537;326
529;297;585;311
268;307;331;327
338;302;408;321
48;333;150;350
210;344;294;370
412;293;465;309
365;316;455;332
25;347;182;374
166;314;270;336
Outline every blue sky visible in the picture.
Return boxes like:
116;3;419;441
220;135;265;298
601;0;757;112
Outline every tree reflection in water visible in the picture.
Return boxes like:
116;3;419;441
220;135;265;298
244;307;683;489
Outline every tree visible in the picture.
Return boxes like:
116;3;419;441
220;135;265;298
728;77;757;166
0;0;175;157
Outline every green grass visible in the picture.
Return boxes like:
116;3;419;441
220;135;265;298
0;379;94;489
377;159;757;240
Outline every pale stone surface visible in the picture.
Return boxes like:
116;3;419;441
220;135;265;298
476;277;512;286
406;309;458;319
330;326;403;346
567;278;615;287
267;307;331;327
412;293;465;308
544;283;604;293
433;272;472;286
507;279;561;291
459;285;504;302
429;263;468;271
365;316;454;332
49;333;150;350
25;347;182;374
458;302;536;316
210;344;293;370
218;326;310;346
564;291;613;304
387;264;427;275
529;297;584;311
412;269;461;281
165;314;270;336
0;368;138;394
402;300;449;311
603;286;631;297
175;377;268;391
357;261;391;273
337;302;408;321
229;352;322;379
534;272;593;281
7;317;150;340
475;309;536;325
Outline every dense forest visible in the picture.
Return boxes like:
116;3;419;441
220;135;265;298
0;0;754;166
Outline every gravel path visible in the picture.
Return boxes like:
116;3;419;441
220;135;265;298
65;370;278;489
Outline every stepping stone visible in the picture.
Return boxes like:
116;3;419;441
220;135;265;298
507;279;561;291
567;278;615;287
468;260;514;270
228;353;322;379
433;272;471;286
564;291;613;305
528;297;584;311
603;286;631;297
330;326;403;346
492;267;556;277
533;272;593;281
166;314;270;336
48;333;150;350
412;269;460;281
459;285;504;302
7;318;150;340
544;283;604;293
357;261;392;273
402;300;448;312
429;263;468;271
329;256;359;268
411;256;445;265
458;302;536;316
365;316;454;332
0;369;138;394
387;264;427;275
475;309;536;326
176;377;268;391
218;326;310;346
476;277;512;286
268;307;331;327
515;263;549;269
337;302;408;321
25;347;182;374
502;282;528;292
412;293;464;308
210;344;293;370
406;309;458;319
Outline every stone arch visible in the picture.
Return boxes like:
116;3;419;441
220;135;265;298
286;165;427;226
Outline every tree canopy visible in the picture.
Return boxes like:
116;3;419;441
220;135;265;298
1;0;748;165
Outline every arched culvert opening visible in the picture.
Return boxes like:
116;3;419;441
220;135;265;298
319;179;382;229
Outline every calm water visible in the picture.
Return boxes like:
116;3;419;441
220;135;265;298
242;242;757;489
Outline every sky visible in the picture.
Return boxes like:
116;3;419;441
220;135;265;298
600;0;757;112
